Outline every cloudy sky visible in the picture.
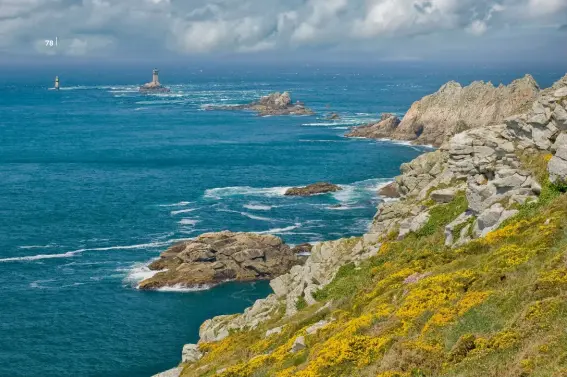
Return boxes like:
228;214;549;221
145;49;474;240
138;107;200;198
0;0;566;63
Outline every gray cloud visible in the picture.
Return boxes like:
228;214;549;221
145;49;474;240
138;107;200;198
0;0;566;58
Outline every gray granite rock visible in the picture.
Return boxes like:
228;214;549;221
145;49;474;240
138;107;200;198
182;344;203;363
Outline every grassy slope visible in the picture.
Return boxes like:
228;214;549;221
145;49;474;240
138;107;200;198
181;153;567;377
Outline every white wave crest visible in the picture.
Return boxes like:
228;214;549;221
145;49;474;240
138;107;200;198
0;251;80;263
204;186;290;200
0;241;170;263
256;223;302;235
179;219;200;226
170;208;198;215
159;201;192;207
240;212;275;222
123;263;166;286
243;204;273;211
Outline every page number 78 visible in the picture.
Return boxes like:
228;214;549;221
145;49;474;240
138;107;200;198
45;37;58;47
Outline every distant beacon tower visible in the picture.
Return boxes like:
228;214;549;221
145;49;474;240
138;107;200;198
55;76;60;90
152;69;159;84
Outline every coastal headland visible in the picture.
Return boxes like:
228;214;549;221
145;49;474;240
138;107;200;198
152;73;567;377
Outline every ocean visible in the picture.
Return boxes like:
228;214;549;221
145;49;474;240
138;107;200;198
0;62;561;377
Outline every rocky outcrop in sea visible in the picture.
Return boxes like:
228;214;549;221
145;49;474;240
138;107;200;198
138;231;301;290
284;182;342;196
152;73;567;377
204;92;314;116
346;75;539;146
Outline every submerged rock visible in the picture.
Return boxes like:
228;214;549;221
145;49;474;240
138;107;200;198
138;231;301;290
284;182;342;196
204;92;314;116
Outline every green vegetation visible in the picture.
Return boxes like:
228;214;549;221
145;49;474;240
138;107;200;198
416;192;468;237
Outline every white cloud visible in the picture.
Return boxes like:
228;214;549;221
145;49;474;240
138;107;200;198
0;0;565;56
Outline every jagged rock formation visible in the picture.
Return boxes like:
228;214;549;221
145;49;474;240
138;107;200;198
345;113;401;139
138;232;301;290
204;92;314;116
153;73;567;377
378;182;400;198
346;76;539;147
284;182;342;196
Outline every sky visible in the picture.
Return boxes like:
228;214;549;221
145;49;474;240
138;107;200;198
0;0;566;65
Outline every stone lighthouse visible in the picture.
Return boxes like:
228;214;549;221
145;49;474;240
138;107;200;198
140;68;170;93
54;76;60;90
152;69;160;85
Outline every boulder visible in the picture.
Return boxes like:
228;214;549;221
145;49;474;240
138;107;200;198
138;232;301;290
284;182;342;196
306;320;331;335
430;188;457;203
265;326;283;337
378;182;401;198
326;112;341;120
182;344;202;363
291;336;306;353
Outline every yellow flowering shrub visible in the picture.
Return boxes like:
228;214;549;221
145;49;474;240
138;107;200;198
396;270;476;320
470;330;520;356
537;268;567;291
295;335;391;377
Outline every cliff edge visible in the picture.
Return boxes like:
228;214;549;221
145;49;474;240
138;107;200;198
347;75;540;146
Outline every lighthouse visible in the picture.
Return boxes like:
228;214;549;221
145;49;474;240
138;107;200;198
139;68;170;93
152;69;159;85
54;76;60;90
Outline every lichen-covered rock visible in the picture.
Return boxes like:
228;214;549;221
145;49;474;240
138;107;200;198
138;232;300;290
284;182;342;196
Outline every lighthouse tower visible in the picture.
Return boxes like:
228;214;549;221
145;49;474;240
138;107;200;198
152;69;160;85
55;76;60;90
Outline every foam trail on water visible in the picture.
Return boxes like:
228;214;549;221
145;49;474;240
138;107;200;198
256;223;302;235
204;186;290;200
179;219;200;226
243;204;273;211
240;212;276;222
0;251;80;263
171;208;198;215
0;241;171;263
159;201;192;207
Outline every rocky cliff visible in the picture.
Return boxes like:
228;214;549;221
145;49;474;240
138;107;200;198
153;73;567;377
346;75;540;146
204;92;314;116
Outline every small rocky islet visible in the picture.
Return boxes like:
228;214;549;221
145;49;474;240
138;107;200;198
138;232;306;290
284;182;342;197
204;91;314;116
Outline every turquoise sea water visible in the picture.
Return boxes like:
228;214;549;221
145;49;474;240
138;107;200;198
0;63;562;377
